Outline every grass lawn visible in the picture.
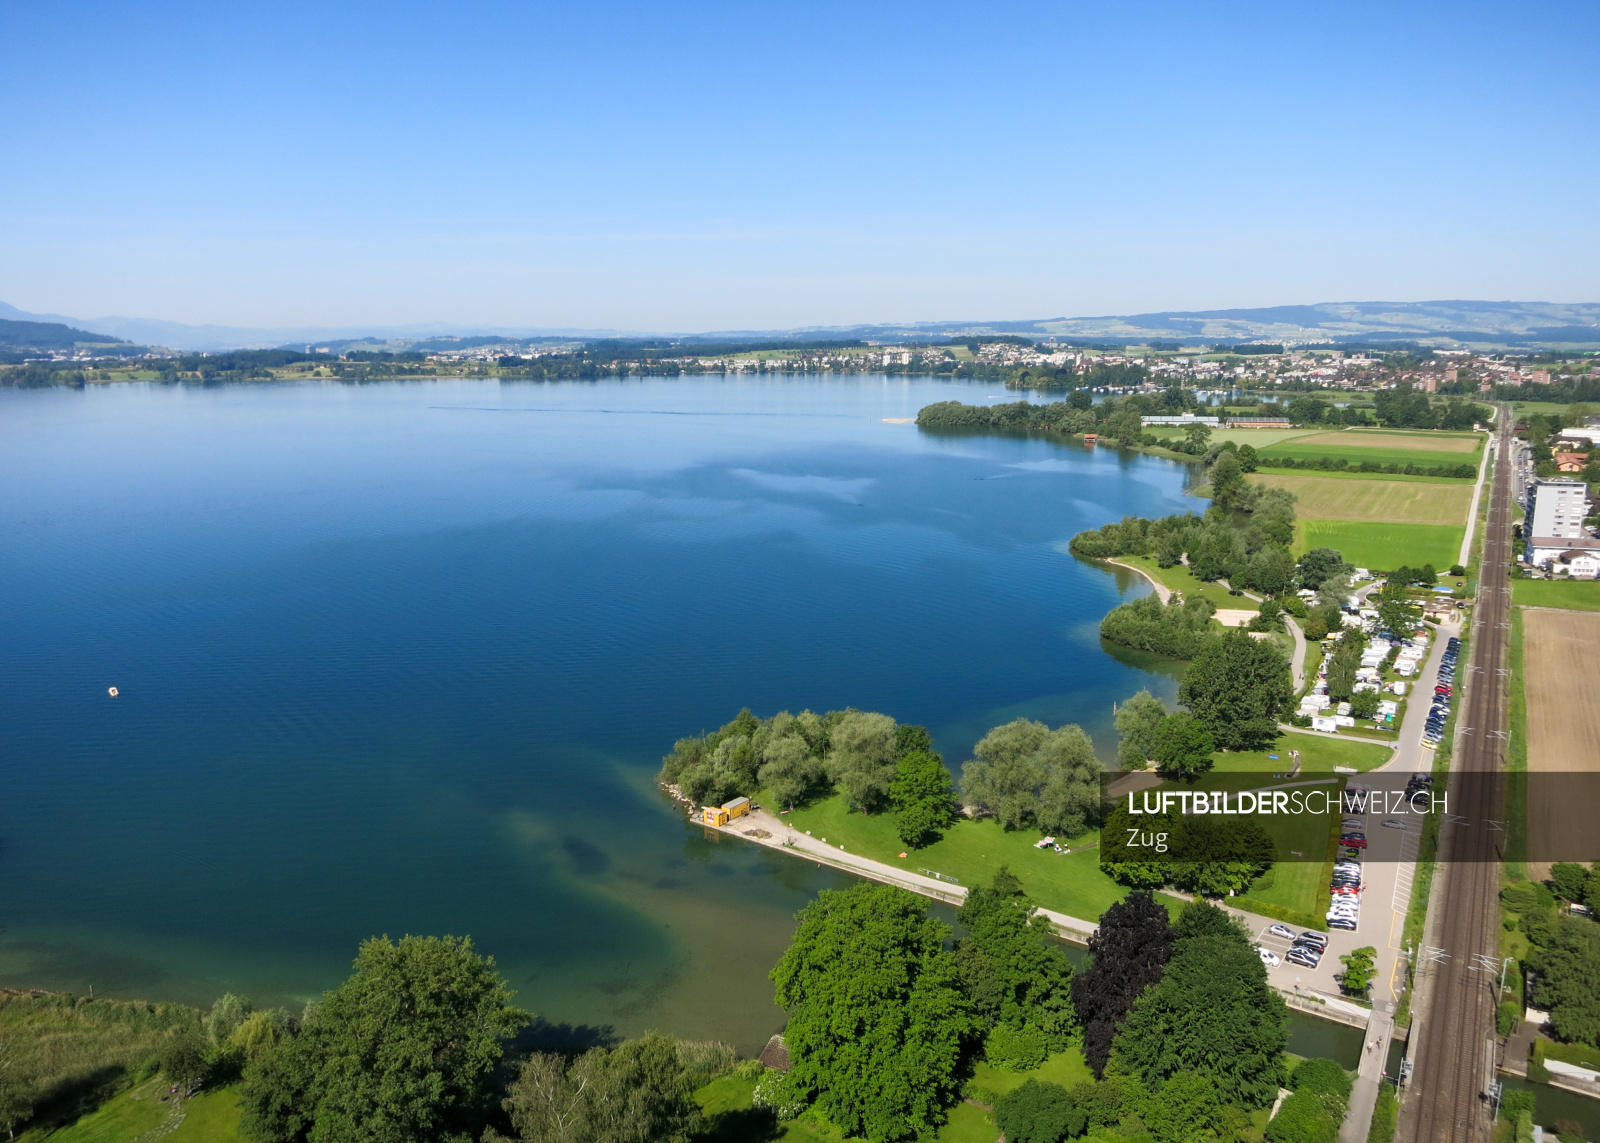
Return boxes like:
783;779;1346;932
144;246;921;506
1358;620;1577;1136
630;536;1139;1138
969;1048;1094;1100
775;791;1177;923
168;1089;245;1142
1211;734;1392;774
24;1082;243;1143
1293;520;1464;572
1247;474;1475;525
1512;578;1600;611
1258;430;1482;472
1113;555;1259;612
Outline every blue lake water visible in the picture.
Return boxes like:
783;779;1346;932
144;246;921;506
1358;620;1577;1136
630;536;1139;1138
0;375;1198;1052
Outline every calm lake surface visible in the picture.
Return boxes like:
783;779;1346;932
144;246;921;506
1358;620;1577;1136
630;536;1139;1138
1;374;1200;1053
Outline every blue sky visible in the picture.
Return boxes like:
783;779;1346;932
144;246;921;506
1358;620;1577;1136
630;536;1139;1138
3;0;1597;330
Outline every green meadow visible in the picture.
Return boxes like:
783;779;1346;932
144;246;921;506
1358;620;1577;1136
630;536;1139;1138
1294;520;1464;571
1512;578;1600;612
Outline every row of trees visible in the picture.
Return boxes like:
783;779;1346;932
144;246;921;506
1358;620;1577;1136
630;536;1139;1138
1370;386;1488;430
772;881;1303;1142
1254;454;1478;479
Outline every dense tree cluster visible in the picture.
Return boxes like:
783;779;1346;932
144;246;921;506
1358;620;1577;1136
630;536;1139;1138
1071;891;1174;1078
1266;1058;1353;1143
1370;386;1488;430
955;869;1078;1059
960;718;1103;837
657;708;961;848
1110;903;1289;1111
916;387;1197;446
1098;797;1275;897
771;883;978;1142
1179;629;1294;751
237;936;527;1143
1098;594;1218;659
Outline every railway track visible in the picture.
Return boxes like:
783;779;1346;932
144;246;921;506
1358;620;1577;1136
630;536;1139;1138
1396;410;1515;1143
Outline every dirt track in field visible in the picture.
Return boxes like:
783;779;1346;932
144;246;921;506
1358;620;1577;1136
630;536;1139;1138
1520;607;1600;876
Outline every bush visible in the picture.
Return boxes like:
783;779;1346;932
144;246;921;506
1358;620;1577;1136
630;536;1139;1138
993;1079;1086;1143
752;1068;807;1120
1498;1001;1522;1037
1266;1089;1338;1143
1290;1057;1351;1101
1501;881;1556;916
985;1023;1050;1072
1499;1089;1536;1122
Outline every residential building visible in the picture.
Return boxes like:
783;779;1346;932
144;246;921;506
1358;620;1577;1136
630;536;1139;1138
1525;478;1596;566
1555;452;1589;473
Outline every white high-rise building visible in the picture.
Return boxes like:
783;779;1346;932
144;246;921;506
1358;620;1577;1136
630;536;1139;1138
1527;479;1588;541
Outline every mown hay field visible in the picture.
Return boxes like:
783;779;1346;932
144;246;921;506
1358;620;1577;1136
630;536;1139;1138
1249;473;1476;524
1293;430;1482;454
1520;609;1600;877
1293;520;1464;571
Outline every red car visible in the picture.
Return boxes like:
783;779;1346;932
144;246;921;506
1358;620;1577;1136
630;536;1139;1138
1340;835;1368;849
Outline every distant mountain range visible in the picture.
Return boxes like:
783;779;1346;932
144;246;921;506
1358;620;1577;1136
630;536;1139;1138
2;299;1597;353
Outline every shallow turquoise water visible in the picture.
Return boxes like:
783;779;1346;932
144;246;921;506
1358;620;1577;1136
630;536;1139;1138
0;375;1194;1051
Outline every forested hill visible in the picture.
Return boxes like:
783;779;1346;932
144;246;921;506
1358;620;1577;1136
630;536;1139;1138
0;318;124;348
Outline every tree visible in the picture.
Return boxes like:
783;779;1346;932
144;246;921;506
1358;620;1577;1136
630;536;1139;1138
994;1080;1086;1143
1248;599;1284;633
827;711;899;812
161;1027;210;1088
1110;934;1288;1109
1115;690;1168;769
211;993;255;1044
890;750;956;849
1141;1071;1226;1142
239;935;529;1143
489;1033;701;1143
1295;549;1351;591
1173;899;1248;946
0;1057;29;1141
954;869;1077;1048
1150;713;1215;779
1178;629;1293;750
1549;863;1589;903
1183;422;1213;455
1527;916;1600;1045
1236;444;1259;473
1338;947;1376;996
759;732;824;811
1209;453;1245;508
771;883;975;1143
1071;891;1174;1078
961;720;1101;836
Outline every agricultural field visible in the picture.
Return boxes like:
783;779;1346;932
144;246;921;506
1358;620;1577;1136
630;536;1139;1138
1511;578;1600;611
1518;609;1600;878
1248;473;1475;524
1255;428;1483;469
1293;520;1465;572
1145;425;1320;450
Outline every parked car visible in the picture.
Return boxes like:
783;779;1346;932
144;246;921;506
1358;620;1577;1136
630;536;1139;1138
1298;931;1329;947
1258;947;1282;967
1382;819;1407;829
1288;948;1322;967
1340;836;1367;849
1268;924;1296;941
1329;917;1359;931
